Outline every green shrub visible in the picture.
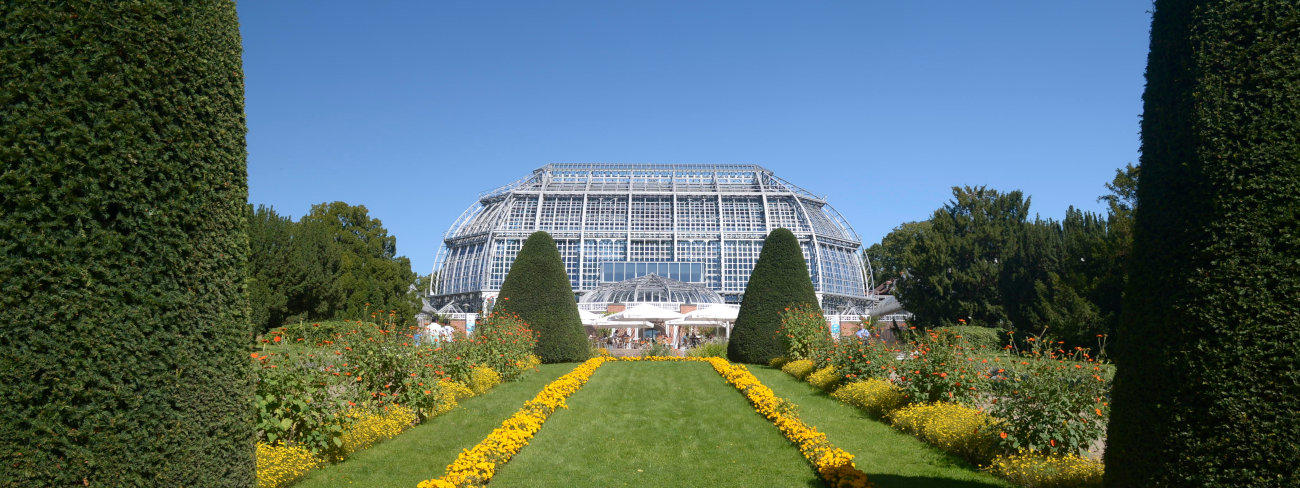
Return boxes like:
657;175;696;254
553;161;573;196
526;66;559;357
781;359;817;380
496;232;590;363
894;330;986;404
728;228;820;364
990;341;1110;456
1105;1;1300;485
686;341;729;358
937;325;1004;350
769;356;790;368
473;311;539;380
827;337;897;381
253;353;350;460
892;402;1001;464
806;366;842;391
0;3;252;485
641;341;675;357
778;303;832;361
987;452;1103;488
831;379;908;418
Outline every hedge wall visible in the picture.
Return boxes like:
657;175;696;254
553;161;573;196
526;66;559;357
728;228;821;364
1104;1;1300;486
496;231;589;363
0;3;254;486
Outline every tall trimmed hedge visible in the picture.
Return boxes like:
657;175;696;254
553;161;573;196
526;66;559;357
0;3;253;486
1104;1;1300;486
496;232;589;363
728;228;821;364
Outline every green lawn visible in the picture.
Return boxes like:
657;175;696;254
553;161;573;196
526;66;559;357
491;361;821;487
294;361;1010;488
293;363;573;488
749;366;1012;488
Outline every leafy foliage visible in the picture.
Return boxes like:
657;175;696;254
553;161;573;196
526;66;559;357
1105;1;1300;486
893;330;988;404
247;203;420;335
825;337;896;382
496;231;589;363
471;311;539;380
898;186;1030;328
777;304;832;361
989;340;1110;456
875;177;1137;347
729;228;821;364
0;3;252;485
686;341;729;358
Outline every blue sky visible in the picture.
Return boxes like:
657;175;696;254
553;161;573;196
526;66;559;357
239;1;1153;275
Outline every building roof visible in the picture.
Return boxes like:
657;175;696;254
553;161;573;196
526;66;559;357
579;274;725;305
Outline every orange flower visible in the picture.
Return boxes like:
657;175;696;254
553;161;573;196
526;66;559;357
1000;432;1008;439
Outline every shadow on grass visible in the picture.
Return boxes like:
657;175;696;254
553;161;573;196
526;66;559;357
866;474;1006;488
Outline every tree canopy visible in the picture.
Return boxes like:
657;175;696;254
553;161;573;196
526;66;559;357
247;202;420;335
872;173;1137;346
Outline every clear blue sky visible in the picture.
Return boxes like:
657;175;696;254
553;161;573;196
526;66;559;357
239;1;1153;275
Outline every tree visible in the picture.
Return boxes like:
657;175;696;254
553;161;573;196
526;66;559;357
0;2;253;486
999;209;1111;344
244;202;419;333
728;228;820;364
297;202;419;322
248;205;294;335
863;221;929;287
496;231;589;363
897;186;1029;328
1105;1;1300;486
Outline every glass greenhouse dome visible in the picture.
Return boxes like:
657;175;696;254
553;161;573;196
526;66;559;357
430;163;868;312
579;273;725;305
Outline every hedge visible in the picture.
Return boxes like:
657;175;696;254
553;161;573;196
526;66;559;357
1104;1;1300;486
728;228;820;364
496;231;589;363
0;3;253;486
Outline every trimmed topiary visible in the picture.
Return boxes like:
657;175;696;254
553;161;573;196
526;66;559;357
1105;1;1300;486
0;2;253;486
728;228;821;364
496;231;589;363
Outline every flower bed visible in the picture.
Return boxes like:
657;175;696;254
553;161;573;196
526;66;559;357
786;328;1108;488
253;312;541;487
417;356;613;488
419;355;873;488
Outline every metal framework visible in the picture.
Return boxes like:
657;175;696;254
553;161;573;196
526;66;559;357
431;163;869;312
578;273;725;305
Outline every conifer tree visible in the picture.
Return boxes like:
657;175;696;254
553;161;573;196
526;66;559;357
0;2;253;485
1105;1;1300;485
728;228;820;364
496;231;589;363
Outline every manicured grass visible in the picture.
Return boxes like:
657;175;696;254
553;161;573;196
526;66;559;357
750;366;1013;488
293;364;574;488
491;361;821;487
295;361;1010;488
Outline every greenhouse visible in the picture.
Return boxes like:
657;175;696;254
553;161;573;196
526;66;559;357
430;163;868;312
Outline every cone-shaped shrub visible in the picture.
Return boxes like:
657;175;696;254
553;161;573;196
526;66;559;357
728;228;821;364
496;231;589;363
0;3;252;486
1105;1;1300;486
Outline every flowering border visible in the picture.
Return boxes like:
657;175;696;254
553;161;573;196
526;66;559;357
417;356;613;488
418;356;872;488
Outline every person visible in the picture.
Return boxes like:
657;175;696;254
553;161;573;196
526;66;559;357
856;325;871;341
